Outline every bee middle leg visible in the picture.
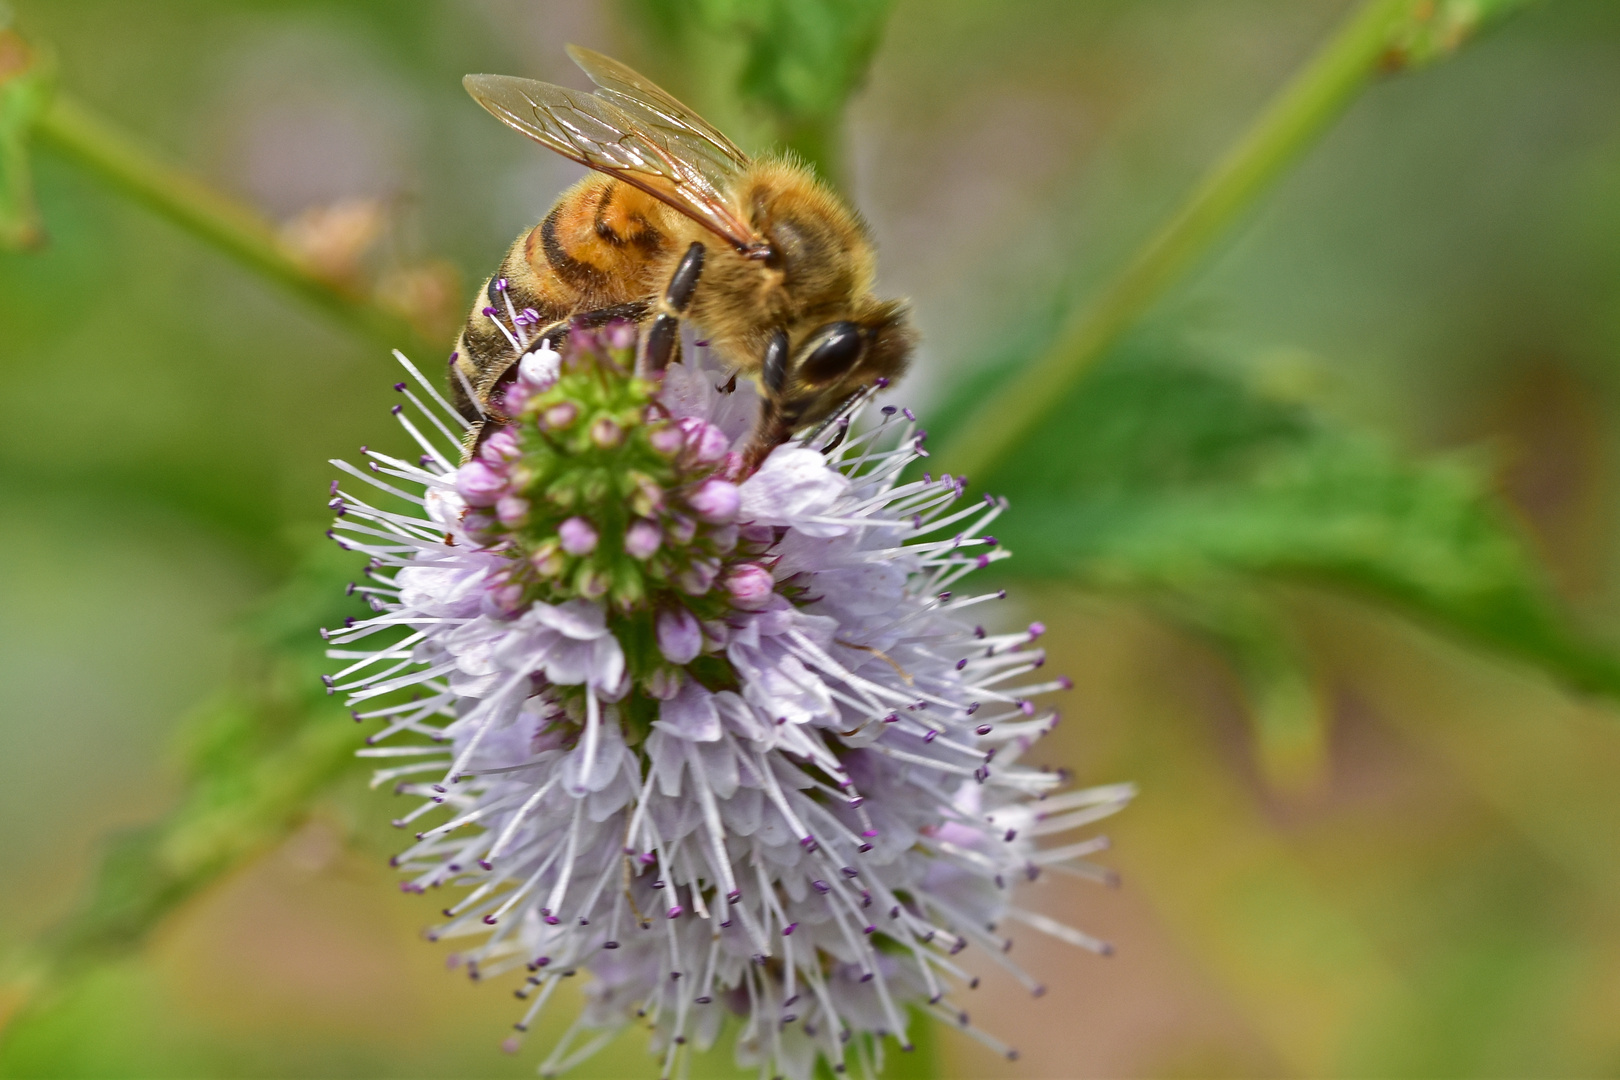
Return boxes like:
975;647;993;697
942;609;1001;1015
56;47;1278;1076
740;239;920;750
639;241;706;376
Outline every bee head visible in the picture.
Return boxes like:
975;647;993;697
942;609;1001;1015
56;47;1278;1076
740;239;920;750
764;299;916;428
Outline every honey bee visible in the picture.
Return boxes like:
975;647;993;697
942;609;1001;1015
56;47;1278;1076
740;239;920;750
451;46;914;467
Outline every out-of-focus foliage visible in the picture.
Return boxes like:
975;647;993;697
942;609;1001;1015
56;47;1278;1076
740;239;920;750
934;347;1620;783
7;544;363;1002
0;19;51;250
626;0;893;182
3;0;1620;1077
1384;0;1544;70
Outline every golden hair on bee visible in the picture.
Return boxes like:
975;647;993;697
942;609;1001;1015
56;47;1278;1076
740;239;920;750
453;47;914;467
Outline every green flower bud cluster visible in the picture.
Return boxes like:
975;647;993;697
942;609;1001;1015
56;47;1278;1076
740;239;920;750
455;325;746;617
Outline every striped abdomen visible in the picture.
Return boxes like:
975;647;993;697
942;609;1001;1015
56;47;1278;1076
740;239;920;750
450;174;677;421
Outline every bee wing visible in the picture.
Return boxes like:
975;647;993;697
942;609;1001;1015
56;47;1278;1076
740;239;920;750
564;45;751;174
463;70;763;253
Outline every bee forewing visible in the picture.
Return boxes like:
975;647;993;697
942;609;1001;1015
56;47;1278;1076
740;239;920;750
565;45;751;173
463;72;761;252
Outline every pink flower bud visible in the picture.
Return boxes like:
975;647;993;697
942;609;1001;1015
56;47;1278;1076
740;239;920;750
484;581;524;616
542;402;577;430
647;666;683;699
679;418;730;465
530;542;564;578
708;524;738;553
665;514;696;546
625;519;662;560
675;558;719;595
604;319;638;351
558;516;598;555
479;427;521;463
462;510;497;542
656;607;703;665
687;478;740;524
500;381;530;415
496;495;530;527
590;416;623;448
723;563;774;610
456;461;506;507
648;423;685;456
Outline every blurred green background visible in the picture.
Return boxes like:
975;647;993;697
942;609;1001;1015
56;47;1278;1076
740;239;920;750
4;0;1620;1076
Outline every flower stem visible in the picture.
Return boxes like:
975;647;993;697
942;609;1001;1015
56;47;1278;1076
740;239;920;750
938;0;1413;482
33;92;429;351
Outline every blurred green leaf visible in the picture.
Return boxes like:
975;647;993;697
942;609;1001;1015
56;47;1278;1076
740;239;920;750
0;21;51;251
2;541;365;1027
623;0;894;184
1158;584;1329;792
949;349;1620;703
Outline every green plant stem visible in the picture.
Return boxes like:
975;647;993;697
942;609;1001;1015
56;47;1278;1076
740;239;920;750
939;0;1412;482
33;92;427;351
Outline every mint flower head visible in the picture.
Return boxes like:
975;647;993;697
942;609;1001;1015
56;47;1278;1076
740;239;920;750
325;326;1131;1079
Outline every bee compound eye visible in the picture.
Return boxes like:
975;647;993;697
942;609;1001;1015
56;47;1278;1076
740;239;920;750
798;322;864;385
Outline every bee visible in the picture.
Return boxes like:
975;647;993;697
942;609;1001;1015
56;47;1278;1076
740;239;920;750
451;46;914;468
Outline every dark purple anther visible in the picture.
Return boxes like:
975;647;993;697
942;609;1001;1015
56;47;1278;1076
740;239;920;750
479;859;492;870
1059;676;1074;690
903;407;916;421
967;702;980;714
727;889;742;904
976;724;993;736
881;405;896;415
481;306;497;316
923;730;937;743
782;922;798;936
955;658;968;670
812;880;830;894
841;866;858;878
603;941;619;949
393;382;406;391
391;404;402;415
875;376;890;388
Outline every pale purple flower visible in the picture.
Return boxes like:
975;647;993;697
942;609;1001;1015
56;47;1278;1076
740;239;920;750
686;477;740;523
557;516;597;555
624;518;661;560
656;607;702;665
325;337;1130;1080
456;460;505;507
721;562;774;610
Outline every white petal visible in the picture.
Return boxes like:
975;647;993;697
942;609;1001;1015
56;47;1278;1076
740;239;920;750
654;679;722;742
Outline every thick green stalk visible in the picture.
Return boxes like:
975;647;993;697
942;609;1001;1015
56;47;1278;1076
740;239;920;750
939;0;1412;482
33;92;427;351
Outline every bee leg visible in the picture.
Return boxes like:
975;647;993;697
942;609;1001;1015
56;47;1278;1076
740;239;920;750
639;241;705;376
741;329;794;474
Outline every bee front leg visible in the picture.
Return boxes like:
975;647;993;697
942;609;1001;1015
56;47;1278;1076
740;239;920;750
741;329;794;474
639;241;705;376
